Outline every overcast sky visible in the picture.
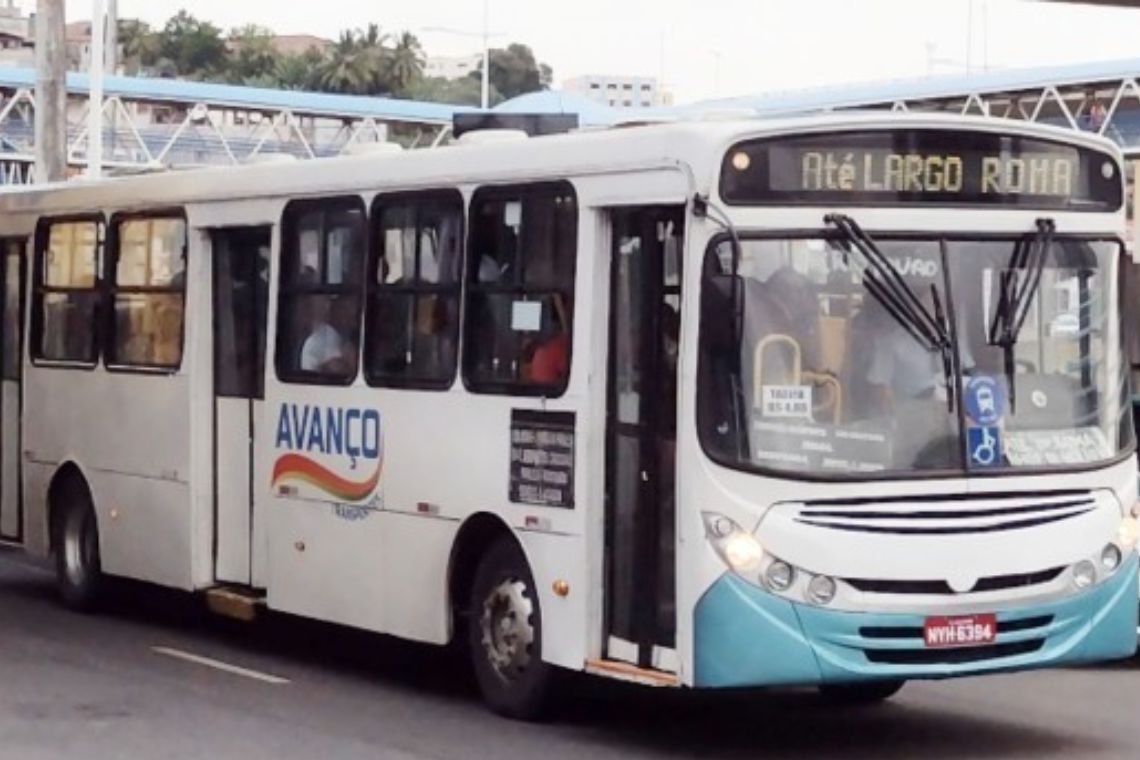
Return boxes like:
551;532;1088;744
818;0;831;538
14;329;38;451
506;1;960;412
53;0;1140;103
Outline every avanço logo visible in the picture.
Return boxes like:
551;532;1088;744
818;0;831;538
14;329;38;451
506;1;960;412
272;403;383;503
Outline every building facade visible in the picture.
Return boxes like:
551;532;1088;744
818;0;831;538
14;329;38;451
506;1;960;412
563;74;669;108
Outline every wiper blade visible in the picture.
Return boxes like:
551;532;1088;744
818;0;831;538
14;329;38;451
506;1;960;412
987;218;1055;411
824;213;949;352
825;213;958;413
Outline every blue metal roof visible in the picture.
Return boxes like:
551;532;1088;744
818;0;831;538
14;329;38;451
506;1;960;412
487;56;1140;128
490;89;674;127
0;66;472;123
694;56;1140;115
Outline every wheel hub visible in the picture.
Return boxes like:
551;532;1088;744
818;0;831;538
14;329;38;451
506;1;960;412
480;578;535;682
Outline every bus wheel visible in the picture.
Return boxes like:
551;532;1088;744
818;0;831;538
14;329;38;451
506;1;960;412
468;537;552;720
54;485;104;612
819;679;905;705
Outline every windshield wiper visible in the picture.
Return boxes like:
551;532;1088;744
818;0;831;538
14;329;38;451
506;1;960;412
824;214;957;410
987;218;1055;411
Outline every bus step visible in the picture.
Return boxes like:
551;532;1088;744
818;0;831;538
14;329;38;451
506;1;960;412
205;586;265;623
585;658;679;687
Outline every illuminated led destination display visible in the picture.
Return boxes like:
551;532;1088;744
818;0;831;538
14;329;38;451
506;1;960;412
720;130;1122;210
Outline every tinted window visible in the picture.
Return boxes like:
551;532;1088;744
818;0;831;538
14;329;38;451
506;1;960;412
107;216;186;369
463;183;577;395
33;219;102;364
276;198;365;384
364;192;462;388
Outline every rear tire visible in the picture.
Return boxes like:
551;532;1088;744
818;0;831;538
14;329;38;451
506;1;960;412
53;483;104;612
819;679;905;705
467;537;553;720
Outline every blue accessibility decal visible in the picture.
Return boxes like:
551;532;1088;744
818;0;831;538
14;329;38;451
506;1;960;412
965;376;1005;426
967;426;1003;468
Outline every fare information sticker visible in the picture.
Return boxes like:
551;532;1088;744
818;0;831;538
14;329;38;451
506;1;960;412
923;614;997;648
761;385;812;419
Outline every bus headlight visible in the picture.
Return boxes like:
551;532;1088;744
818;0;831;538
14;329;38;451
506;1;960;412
807;575;837;606
1101;544;1122;573
702;512;764;575
765;560;795;591
1117;516;1139;551
1073;560;1097;589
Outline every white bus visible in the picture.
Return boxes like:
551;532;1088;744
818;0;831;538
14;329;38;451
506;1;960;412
0;113;1136;719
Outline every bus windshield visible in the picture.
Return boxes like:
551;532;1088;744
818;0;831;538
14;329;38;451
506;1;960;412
697;233;1133;478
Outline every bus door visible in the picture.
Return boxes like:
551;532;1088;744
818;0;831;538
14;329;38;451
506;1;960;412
604;207;683;668
211;226;270;585
0;239;22;543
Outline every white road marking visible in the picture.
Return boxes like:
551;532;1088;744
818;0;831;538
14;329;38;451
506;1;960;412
152;646;290;685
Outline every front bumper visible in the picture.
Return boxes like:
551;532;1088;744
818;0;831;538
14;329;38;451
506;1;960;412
693;553;1138;688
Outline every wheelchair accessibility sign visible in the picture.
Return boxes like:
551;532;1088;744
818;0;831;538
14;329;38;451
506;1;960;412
967;426;1002;467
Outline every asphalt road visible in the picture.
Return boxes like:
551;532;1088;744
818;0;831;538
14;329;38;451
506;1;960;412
1;547;1139;760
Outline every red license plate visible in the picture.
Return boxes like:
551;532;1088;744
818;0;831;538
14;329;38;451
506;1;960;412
923;614;997;648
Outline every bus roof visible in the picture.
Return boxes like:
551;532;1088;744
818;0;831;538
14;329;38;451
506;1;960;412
0;112;1121;219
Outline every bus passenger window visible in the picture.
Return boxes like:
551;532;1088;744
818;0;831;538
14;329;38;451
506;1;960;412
276;198;365;384
107;215;187;369
463;183;576;395
364;191;462;389
32;219;102;364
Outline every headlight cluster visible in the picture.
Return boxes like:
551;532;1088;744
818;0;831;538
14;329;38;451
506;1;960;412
702;512;837;606
1071;514;1137;590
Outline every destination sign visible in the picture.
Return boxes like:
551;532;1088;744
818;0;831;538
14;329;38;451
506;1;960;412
720;130;1122;210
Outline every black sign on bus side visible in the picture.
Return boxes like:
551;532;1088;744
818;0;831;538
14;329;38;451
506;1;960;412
509;409;575;509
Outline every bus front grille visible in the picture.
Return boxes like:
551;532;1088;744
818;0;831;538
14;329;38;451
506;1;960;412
794;492;1095;535
863;639;1044;665
846;568;1065;595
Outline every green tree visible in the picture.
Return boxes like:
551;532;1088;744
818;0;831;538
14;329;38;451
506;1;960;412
158;10;228;79
226;25;280;85
318;31;375;94
275;47;326;91
117;19;160;74
402;75;497;106
386;32;425;95
472;43;553;102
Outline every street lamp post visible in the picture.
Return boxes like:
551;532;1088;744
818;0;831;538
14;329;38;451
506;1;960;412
481;0;489;111
423;1;501;110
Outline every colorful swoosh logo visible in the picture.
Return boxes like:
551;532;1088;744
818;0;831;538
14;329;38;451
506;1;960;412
271;453;382;503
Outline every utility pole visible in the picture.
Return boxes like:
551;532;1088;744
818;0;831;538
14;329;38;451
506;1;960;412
105;0;118;73
480;0;490;110
88;0;105;179
34;0;66;183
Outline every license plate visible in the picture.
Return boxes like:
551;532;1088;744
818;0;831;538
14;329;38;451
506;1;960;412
923;614;997;648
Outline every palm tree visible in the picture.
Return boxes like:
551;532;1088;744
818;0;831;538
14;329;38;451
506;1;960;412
386;32;425;95
356;24;391;94
276;47;325;91
318;31;373;94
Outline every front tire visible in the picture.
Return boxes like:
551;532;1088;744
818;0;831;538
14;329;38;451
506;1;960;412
819;679;905;705
467;537;553;720
54;484;104;612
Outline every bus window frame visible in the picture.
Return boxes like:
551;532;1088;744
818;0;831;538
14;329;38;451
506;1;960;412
30;212;105;370
274;195;368;388
103;208;189;375
461;180;578;398
364;188;464;391
696;228;1137;484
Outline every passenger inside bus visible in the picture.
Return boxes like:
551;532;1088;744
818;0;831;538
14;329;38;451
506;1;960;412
522;293;570;385
300;295;357;375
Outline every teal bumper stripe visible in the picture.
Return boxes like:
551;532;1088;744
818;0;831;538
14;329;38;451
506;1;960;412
693;554;1138;688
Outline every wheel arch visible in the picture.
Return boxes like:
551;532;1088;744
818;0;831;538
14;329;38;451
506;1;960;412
46;461;94;552
446;511;524;641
